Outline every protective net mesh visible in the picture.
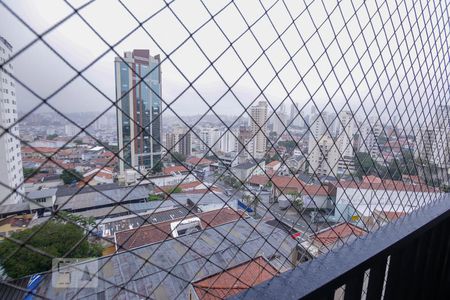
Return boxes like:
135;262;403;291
0;0;448;299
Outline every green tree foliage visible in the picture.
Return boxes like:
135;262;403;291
171;152;186;164
46;134;58;140
152;162;163;173
55;211;96;228
166;186;182;194
353;152;382;178
148;194;162;201
60;169;83;184
278;140;297;152
23;168;39;179
0;221;102;279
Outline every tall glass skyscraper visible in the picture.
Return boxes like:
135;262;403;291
115;50;162;175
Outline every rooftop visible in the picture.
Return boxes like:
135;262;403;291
312;222;367;250
115;208;244;251
192;256;278;300
37;218;297;299
27;188;57;199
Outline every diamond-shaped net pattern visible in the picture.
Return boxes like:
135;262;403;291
0;0;448;299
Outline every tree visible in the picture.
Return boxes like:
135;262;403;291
353;152;382;178
166;186;182;194
148;194;162;201
0;221;102;279
278;140;297;152
55;211;95;228
73;139;83;145
152;162;163;173
23;168;39;179
171;152;186;164
60;169;83;184
250;195;260;216
46;134;58;140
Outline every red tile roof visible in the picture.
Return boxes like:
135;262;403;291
373;210;407;222
115;208;244;251
21;146;58;154
266;160;281;168
313;223;367;247
192;256;278;300
186;157;213;166
338;180;440;193
362;175;382;184
271;176;305;190
247;175;270;186
162;165;188;175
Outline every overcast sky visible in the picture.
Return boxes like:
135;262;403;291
1;0;448;126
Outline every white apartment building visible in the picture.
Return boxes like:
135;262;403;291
249;101;268;159
308;111;356;177
219;128;238;153
199;127;221;153
335;111;356;176
358;116;382;155
0;36;24;205
308;134;339;177
416;105;450;184
271;103;289;135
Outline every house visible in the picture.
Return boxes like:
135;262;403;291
186;157;214;176
190;256;278;300
162;165;189;175
0;214;33;240
154;180;222;195
266;160;281;173
36;217;299;299
82;167;114;185
373;209;407;226
114;208;244;251
311;222;367;253
27;188;57;214
335;180;441;219
231;160;265;182
270;176;336;209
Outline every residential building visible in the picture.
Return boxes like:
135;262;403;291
357;116;382;155
249;101;268;159
231;160;265;182
199;127;221;153
36;216;298;299
416;105;450;185
218;128;238;153
165;127;192;157
334;111;356;176
308;134;339;177
272;103;289;136
115;49;162;175
27;188;57;213
237;126;253;163
0;36;24;205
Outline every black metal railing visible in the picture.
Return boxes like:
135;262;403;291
233;193;450;299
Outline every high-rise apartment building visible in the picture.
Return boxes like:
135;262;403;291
199;127;221;153
358;116;382;155
219;129;238;154
249;101;268;159
115;50;162;174
165;127;191;158
0;36;24;205
308;111;356;177
416;105;450;184
308;134;339;177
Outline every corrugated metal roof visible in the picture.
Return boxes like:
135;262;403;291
36;218;297;299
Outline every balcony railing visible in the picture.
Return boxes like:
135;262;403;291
233;193;450;299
